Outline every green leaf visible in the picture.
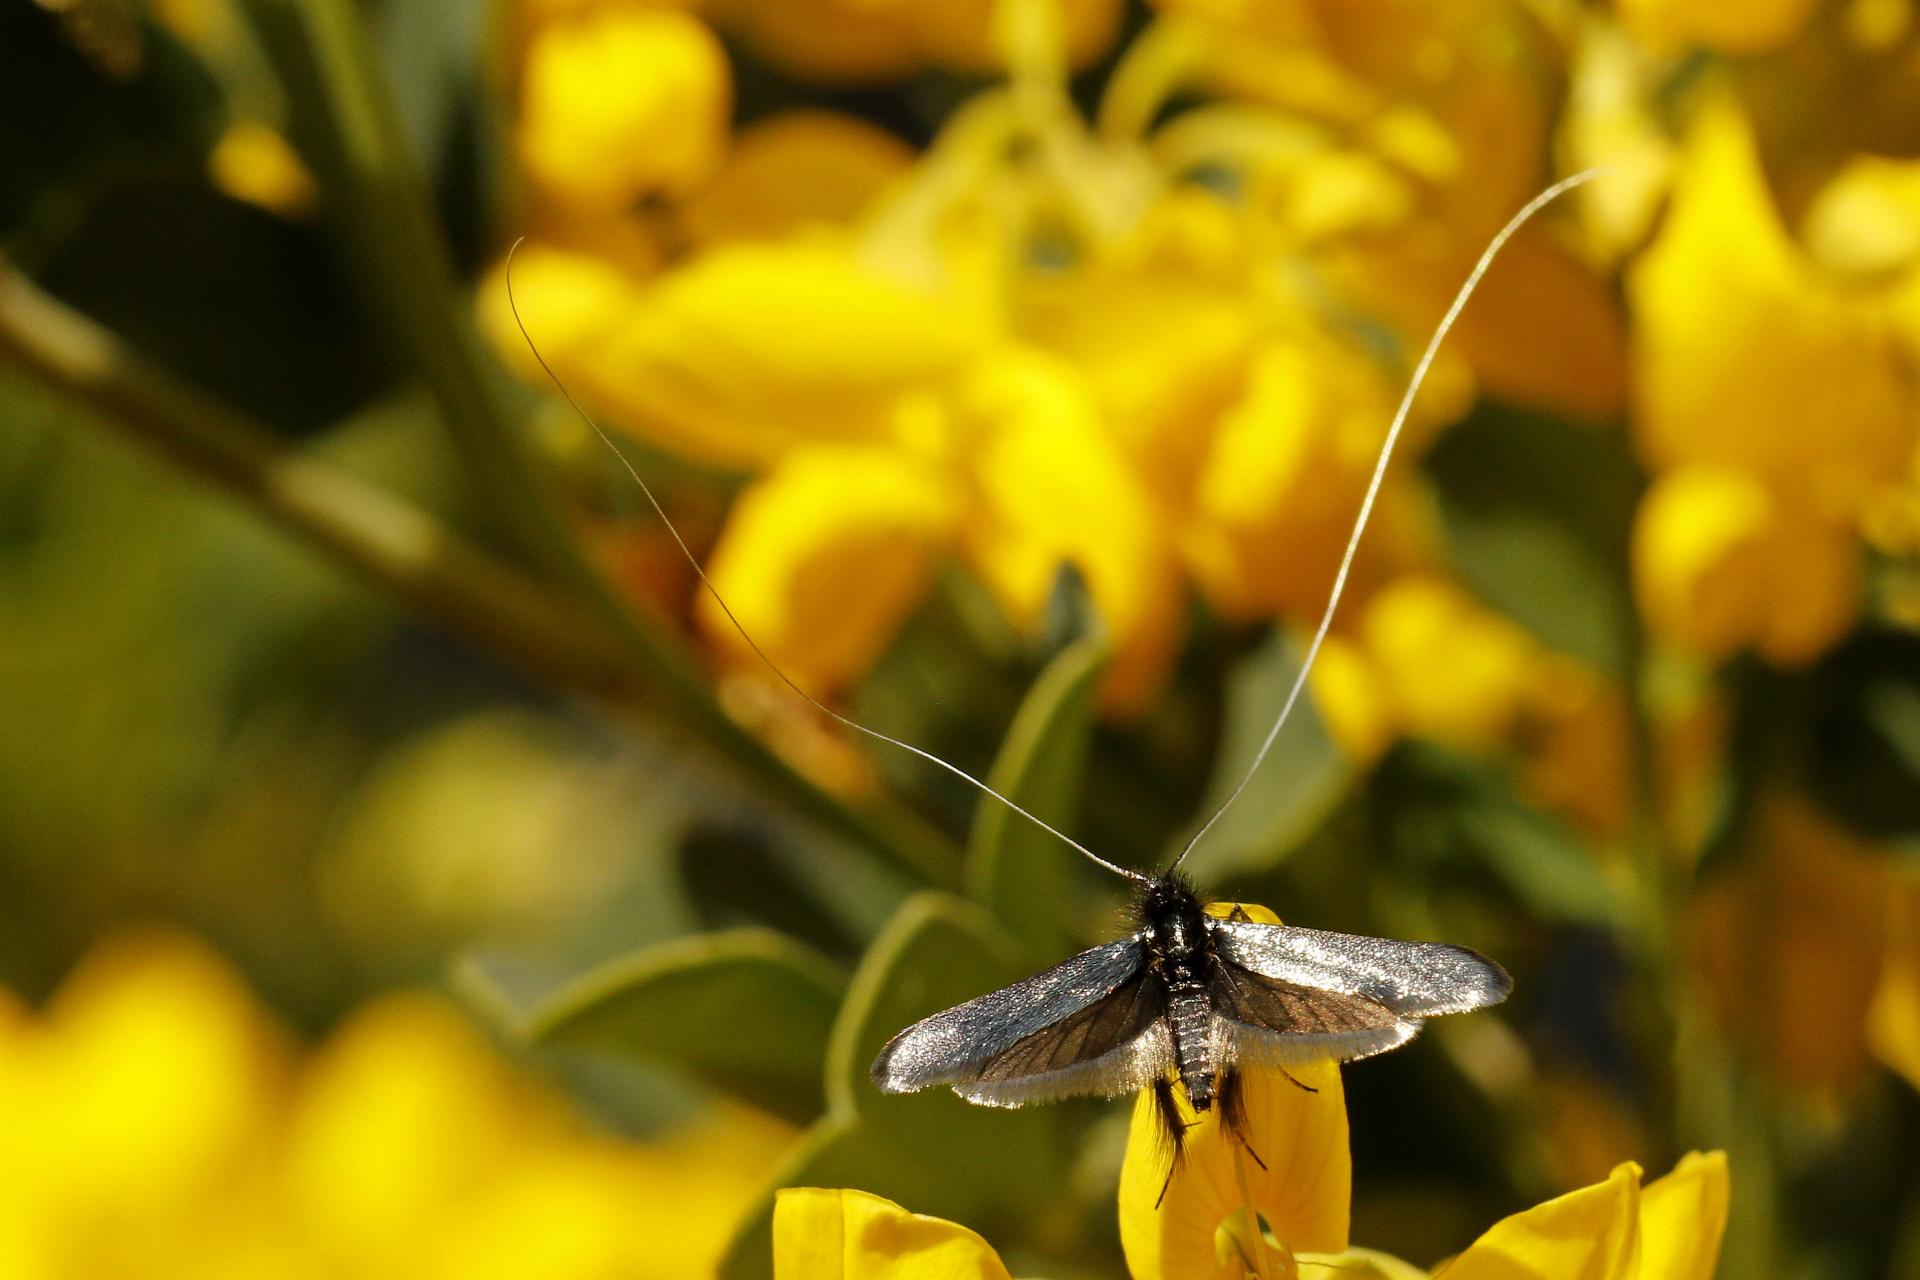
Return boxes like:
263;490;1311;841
1376;744;1623;927
519;929;847;1123
1425;404;1640;676
965;636;1105;957
1168;629;1353;882
719;892;1064;1279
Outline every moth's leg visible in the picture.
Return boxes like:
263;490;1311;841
1226;905;1254;923
1218;1069;1269;1171
1152;1076;1188;1209
1276;1065;1318;1095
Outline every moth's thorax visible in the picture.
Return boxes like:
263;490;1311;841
1138;874;1221;1111
1138;873;1211;962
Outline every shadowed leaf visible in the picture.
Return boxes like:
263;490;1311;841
965;636;1105;957
521;928;847;1122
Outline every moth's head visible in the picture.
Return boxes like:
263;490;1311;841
1135;871;1202;927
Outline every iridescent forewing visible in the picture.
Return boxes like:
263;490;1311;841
870;936;1173;1108
1207;919;1510;1068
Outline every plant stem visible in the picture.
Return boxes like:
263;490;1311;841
0;262;959;886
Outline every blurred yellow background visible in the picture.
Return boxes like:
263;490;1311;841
4;0;1920;1276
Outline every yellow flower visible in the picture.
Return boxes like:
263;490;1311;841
1868;882;1920;1093
516;5;730;214
1183;332;1426;622
1359;576;1541;751
1307;634;1398;766
474;242;646;395
1441;1152;1729;1280
207;122;318;218
1118;1061;1349;1280
593;240;992;469
774;1187;1014;1280
683;111;919;246
1690;792;1895;1095
957;348;1183;711
1632;466;1861;666
1628;93;1916;515
723;0;1122;84
701;446;962;694
1115;901;1348;1280
1516;656;1635;839
0;930;794;1278
1618;0;1820;54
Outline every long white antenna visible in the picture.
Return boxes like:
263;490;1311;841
505;244;1152;886
1166;168;1606;875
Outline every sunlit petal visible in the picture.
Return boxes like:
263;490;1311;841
1120;958;1351;1280
1440;1162;1641;1280
701;447;960;694
1629;93;1916;513
1636;1151;1730;1280
774;1187;1015;1280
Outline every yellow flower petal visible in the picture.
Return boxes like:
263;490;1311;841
1632;466;1862;666
1868;883;1920;1093
1022;269;1256;521
1185;333;1418;622
1360;577;1539;750
684;111;917;246
1749;506;1861;667
1631;466;1772;660
1619;0;1820;53
1690;792;1890;1094
1307;635;1398;767
208;122;317;219
599;241;991;468
1119;1060;1350;1280
283;994;566;1258
774;1187;1014;1280
904;0;1124;72
1442;1161;1642;1280
475;243;643;385
517;7;730;213
1803;155;1920;282
1561;23;1677;263
1629;94;1917;515
1637;1152;1730;1280
701;446;960;693
1517;657;1634;839
1301;1248;1430;1280
958;348;1182;712
728;0;919;85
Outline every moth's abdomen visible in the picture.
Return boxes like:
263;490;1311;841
1167;979;1216;1111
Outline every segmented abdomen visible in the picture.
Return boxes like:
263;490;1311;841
1168;982;1216;1110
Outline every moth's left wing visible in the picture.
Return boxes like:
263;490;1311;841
1208;919;1512;1016
870;935;1172;1108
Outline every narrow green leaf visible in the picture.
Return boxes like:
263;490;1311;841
1169;629;1353;882
1425;404;1640;677
520;929;847;1123
965;637;1105;956
1376;744;1623;928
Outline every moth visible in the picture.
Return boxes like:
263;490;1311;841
858;176;1594;1150
869;870;1510;1155
508;169;1593;1168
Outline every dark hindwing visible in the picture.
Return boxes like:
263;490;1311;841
1211;959;1417;1068
957;971;1169;1106
870;936;1174;1107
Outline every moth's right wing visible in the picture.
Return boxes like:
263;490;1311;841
870;936;1172;1108
1206;918;1511;1070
